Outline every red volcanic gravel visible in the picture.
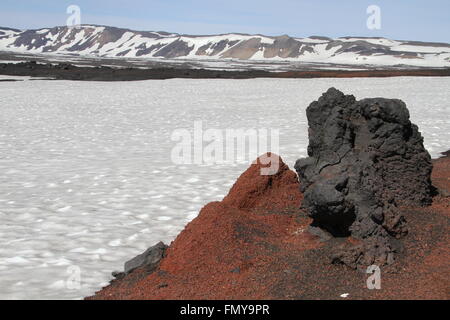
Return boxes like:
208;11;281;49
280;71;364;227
88;152;449;300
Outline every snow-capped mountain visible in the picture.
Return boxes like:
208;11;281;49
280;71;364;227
1;25;449;67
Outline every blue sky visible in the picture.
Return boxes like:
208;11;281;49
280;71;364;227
0;0;448;42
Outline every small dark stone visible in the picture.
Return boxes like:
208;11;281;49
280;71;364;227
230;267;241;274
157;270;168;277
111;271;126;279
124;241;168;274
111;271;122;277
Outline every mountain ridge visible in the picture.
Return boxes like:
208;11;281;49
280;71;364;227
2;25;450;45
0;25;449;68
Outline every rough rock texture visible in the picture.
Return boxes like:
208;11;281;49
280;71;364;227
124;242;168;274
111;241;168;280
295;88;433;268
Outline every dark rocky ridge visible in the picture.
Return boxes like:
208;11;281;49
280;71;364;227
2;61;450;81
295;88;433;268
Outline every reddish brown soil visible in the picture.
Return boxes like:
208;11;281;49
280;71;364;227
88;152;449;300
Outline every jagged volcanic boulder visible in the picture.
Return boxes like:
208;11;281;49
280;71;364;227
295;88;433;268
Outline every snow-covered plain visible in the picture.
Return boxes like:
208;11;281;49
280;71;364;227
0;77;449;299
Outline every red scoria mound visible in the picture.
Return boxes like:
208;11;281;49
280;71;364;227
88;152;449;300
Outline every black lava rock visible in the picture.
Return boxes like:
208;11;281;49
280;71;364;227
124;241;168;274
295;88;433;268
